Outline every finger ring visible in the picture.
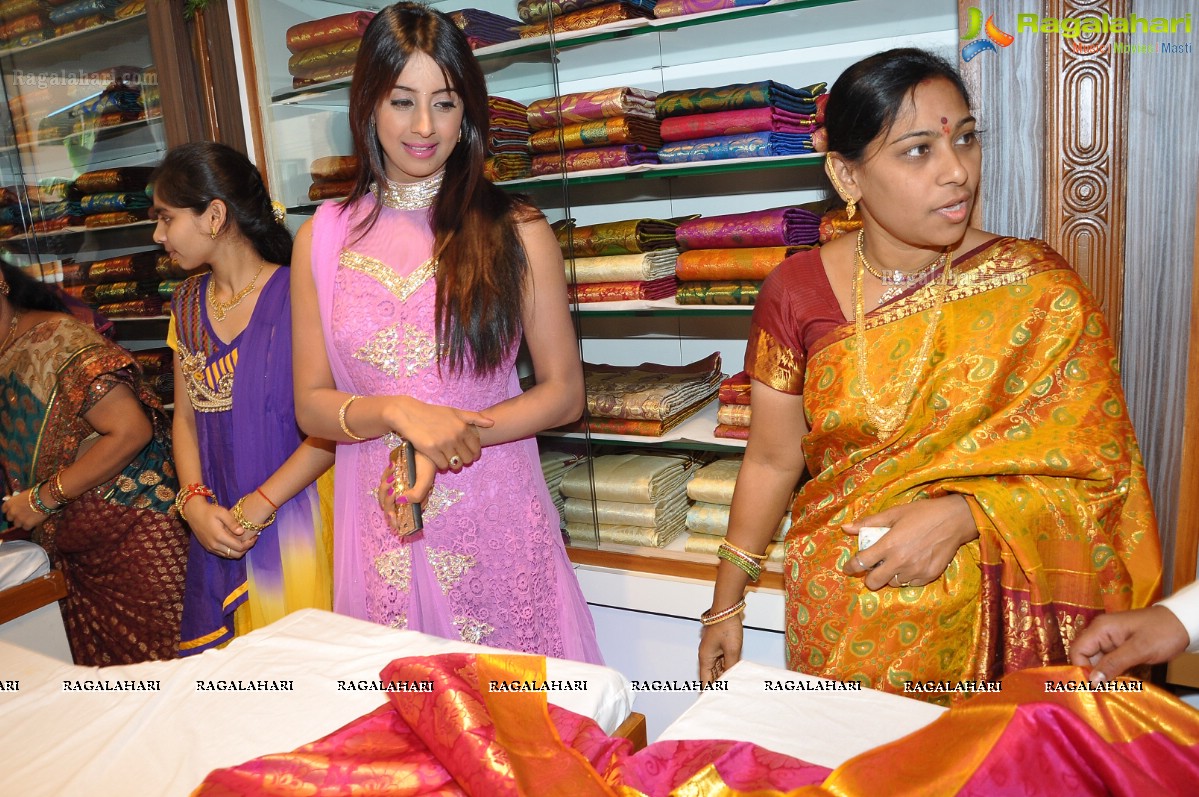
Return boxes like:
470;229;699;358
224;545;232;557
449;455;462;468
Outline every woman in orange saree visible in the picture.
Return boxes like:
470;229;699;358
697;48;1159;697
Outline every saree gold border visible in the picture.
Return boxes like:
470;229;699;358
30;342;107;483
809;238;1066;355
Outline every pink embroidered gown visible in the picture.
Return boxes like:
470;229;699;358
310;196;602;663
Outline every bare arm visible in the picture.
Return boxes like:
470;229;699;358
698;381;809;683
474;215;584;446
237;437;335;526
5;382;153;530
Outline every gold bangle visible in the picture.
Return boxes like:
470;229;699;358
719;536;767;563
338;394;367;441
28;481;59;516
232;496;276;532
47;472;72;506
700;598;747;627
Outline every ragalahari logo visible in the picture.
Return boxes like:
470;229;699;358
961;8;1015;60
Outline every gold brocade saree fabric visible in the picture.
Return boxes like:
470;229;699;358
746;238;1160;697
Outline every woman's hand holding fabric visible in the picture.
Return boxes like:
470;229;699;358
385;398;491;471
188;500;255;559
842;494;978;590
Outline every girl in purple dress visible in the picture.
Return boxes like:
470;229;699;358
292;3;601;662
155;143;335;654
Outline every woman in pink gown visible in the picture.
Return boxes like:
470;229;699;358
292;3;601;662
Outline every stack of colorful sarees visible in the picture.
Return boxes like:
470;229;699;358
484;95;532;182
285;10;374;89
447;7;521;49
557;215;682;302
45;0;130;39
516;0;655;38
71;166;153;230
656;81;828;163
195;654;1199;796
527;87;661;176
711;369;751;439
654;0;770;18
673;206;820;305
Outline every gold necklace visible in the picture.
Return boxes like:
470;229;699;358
372;170;444;210
857;238;943;305
852;230;953;438
0;311;20;355
207;263;264;322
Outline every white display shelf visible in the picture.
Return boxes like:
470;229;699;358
572;297;753;315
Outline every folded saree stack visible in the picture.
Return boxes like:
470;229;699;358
448;8;520;49
540;448;587;523
653;0;769;19
566;249;679;302
70;166;152;228
285;11;374;88
485;96;531;182
308;155;358;202
561;453;697;547
527;87;660;176
0;179;73;234
556;215;682;257
655;81;827;163
672;206;819;304
683;456;788;559
714;370;750;439
516;0;655;38
556;352;723;436
0;0;50;48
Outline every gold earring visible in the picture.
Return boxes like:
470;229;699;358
0;280;9;297
824;155;857;220
210;225;217;240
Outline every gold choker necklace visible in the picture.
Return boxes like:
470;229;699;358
372;171;444;210
857;236;944;305
852;229;953;438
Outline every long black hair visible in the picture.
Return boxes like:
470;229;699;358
1;261;69;313
150;142;293;266
826;48;971;162
345;2;534;376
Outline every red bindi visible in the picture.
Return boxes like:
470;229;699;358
941;116;950;135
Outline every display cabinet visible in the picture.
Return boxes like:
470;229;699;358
0;4;205;367
232;0;959;585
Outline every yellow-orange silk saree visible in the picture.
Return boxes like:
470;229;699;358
745;238;1160;696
